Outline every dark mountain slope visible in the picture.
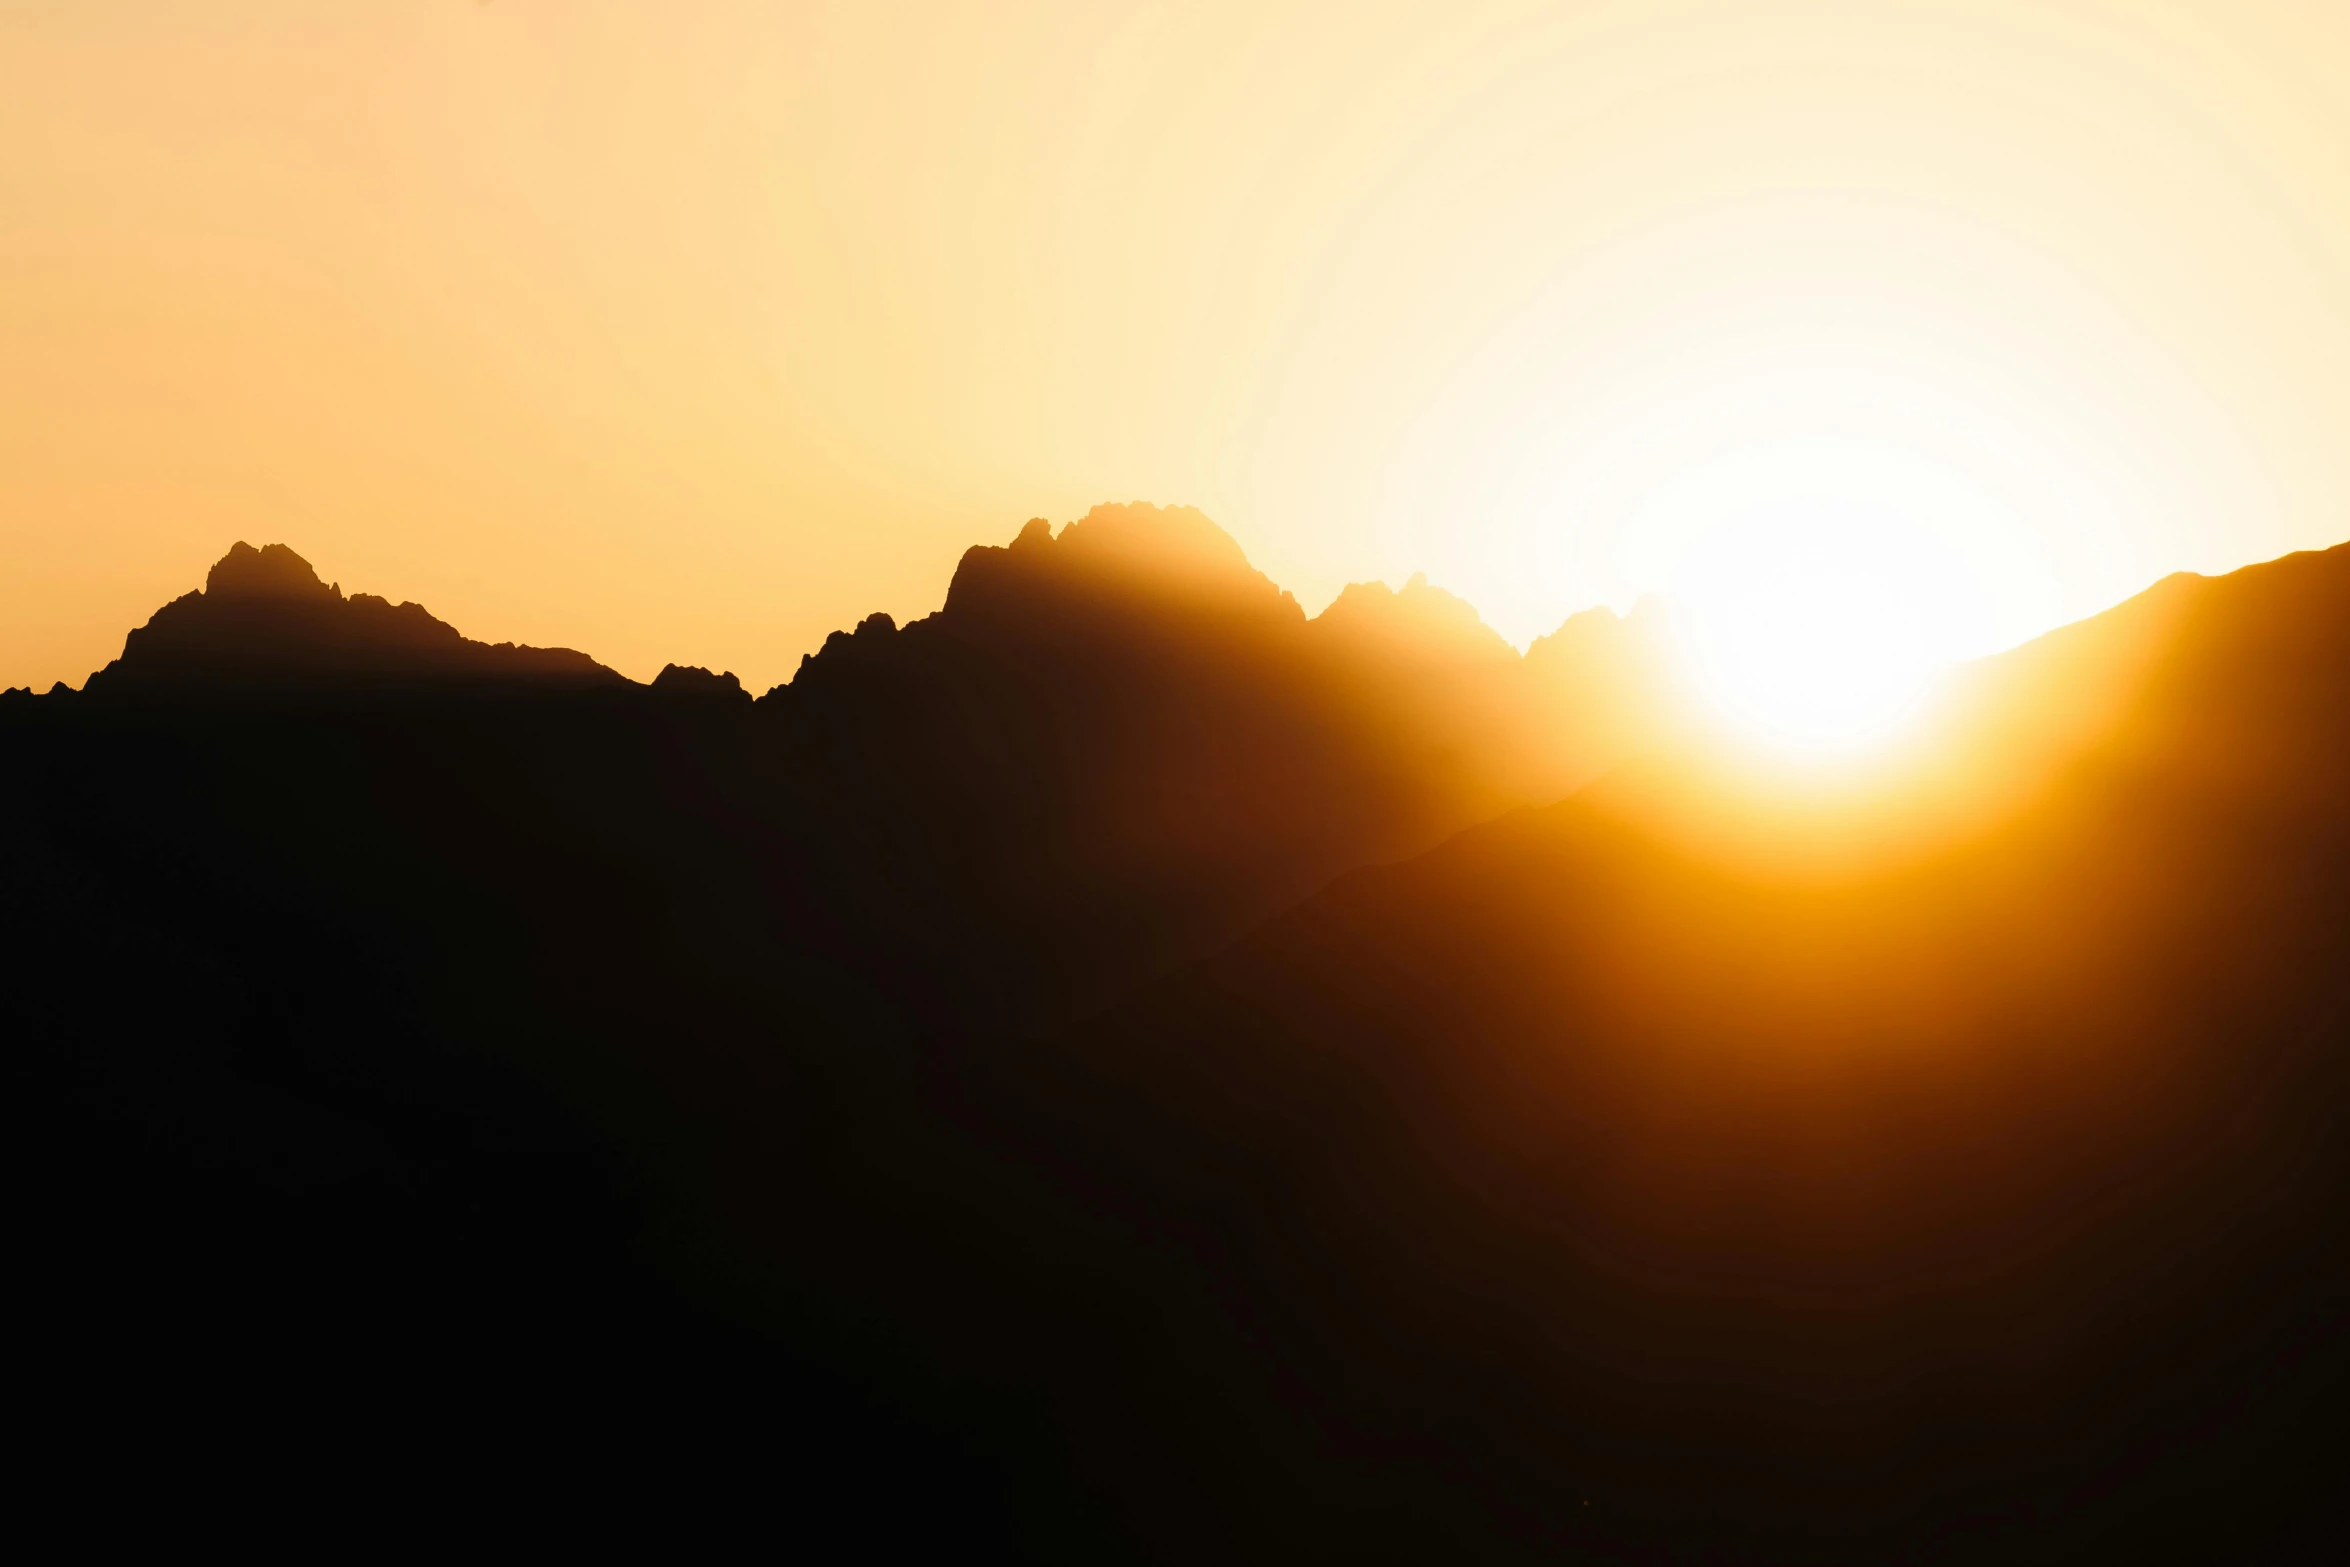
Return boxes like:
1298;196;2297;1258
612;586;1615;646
1;508;1670;1553
767;502;1676;1018
16;516;2345;1557
1069;541;2350;1558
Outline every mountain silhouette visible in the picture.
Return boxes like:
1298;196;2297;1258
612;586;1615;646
767;502;1676;1018
83;541;622;693
6;510;2346;1557
1068;540;2350;1559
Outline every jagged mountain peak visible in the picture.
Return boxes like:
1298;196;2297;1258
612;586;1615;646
650;664;751;704
83;543;620;694
942;502;1301;625
1314;571;1516;664
1052;501;1254;579
205;541;338;602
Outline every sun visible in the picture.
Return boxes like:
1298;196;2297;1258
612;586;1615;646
1637;441;2043;755
1680;549;1944;752
1673;503;1966;752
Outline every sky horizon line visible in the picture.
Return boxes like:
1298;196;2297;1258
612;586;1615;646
16;499;2305;700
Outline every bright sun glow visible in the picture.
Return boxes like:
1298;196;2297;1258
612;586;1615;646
1638;442;2046;753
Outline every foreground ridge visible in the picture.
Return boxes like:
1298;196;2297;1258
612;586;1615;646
5;514;2349;1558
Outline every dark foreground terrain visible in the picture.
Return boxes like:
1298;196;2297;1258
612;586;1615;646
7;509;2347;1558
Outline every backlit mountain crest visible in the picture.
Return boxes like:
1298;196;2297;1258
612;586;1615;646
85;540;620;694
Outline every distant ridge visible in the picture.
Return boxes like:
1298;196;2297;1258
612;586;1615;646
650;663;753;705
940;502;1298;626
26;505;1687;1031
82;541;621;695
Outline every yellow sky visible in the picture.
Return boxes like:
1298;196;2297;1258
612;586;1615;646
7;1;2350;692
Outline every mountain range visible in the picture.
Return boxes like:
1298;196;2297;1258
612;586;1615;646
6;504;2345;1558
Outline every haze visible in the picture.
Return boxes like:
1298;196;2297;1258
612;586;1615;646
9;0;2350;707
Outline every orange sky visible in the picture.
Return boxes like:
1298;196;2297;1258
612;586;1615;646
9;1;2350;692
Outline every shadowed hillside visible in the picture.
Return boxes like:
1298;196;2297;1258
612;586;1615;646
1070;541;2350;1558
770;503;1681;1017
1;505;1668;1552
25;508;1674;1027
6;514;2347;1557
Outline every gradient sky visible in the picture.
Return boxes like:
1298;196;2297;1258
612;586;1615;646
8;0;2350;692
